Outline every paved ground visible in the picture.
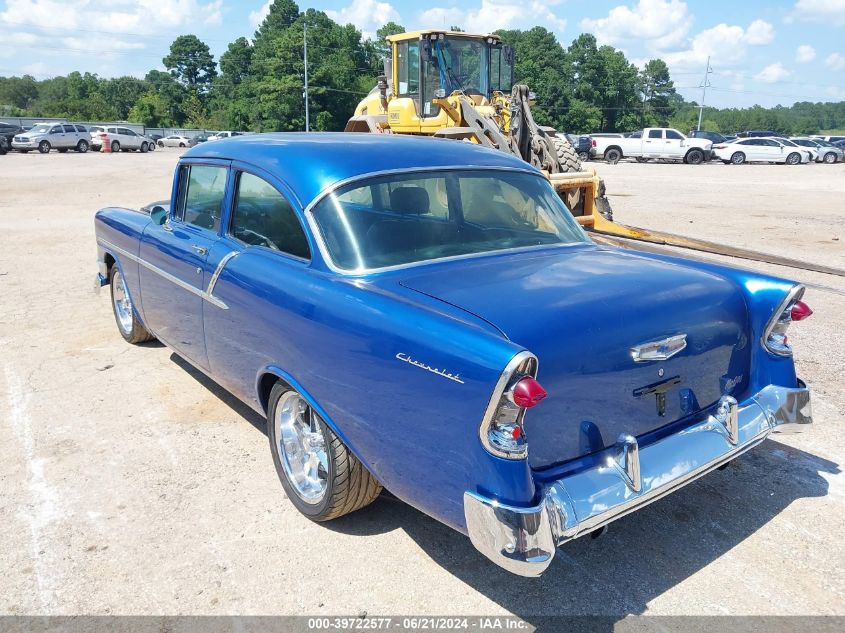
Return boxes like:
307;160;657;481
0;149;843;622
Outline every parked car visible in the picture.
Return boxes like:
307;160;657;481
713;138;811;164
588;133;624;138
158;134;196;148
736;130;780;138
192;134;210;144
94;133;813;576
563;133;595;161
208;130;243;141
148;133;164;142
810;135;845;143
594;127;712;164
11;122;91;153
690;130;729;145
833;139;845;149
0;120;24;152
89;126;156;153
790;137;842;163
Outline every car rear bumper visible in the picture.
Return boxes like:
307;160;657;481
464;383;812;576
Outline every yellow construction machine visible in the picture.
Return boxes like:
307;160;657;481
345;30;844;278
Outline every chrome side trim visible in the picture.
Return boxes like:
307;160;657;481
465;383;812;576
207;250;240;296
97;238;228;310
478;350;538;460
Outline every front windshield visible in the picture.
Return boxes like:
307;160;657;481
311;169;589;272
428;37;488;97
29;124;51;134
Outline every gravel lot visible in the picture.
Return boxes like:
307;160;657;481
1;149;843;622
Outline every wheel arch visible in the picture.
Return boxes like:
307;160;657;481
606;144;623;156
255;365;375;475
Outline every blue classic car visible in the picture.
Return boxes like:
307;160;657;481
95;133;813;576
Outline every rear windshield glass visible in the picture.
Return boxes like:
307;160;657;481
311;169;589;272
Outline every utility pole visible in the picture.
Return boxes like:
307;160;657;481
303;22;310;132
696;56;713;132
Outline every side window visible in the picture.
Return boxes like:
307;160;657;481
178;165;227;233
648;129;662;139
63;124;76;133
230;172;310;259
75;125;86;133
119;128;134;136
397;41;419;96
665;130;683;140
50;126;62;134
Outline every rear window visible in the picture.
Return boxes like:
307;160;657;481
311;169;589;272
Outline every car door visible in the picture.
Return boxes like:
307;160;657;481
138;160;231;368
119;128;140;149
62;124;79;148
643;129;663;157
203;165;313;404
759;139;782;162
664;129;685;158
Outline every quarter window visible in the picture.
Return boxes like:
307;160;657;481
230;172;310;259
178;165;227;232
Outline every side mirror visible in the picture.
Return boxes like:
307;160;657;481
150;206;168;226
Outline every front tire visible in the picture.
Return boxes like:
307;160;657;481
267;383;381;521
178;142;186;148
786;152;801;165
147;142;155;152
111;140;120;153
109;266;154;344
824;152;836;164
38;140;51;154
685;149;704;165
140;142;148;153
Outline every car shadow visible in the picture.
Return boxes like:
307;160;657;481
169;353;266;433
326;440;836;623
165;352;836;623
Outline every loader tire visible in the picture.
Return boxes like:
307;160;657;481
552;136;583;173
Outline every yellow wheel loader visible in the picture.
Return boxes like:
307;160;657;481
345;30;844;278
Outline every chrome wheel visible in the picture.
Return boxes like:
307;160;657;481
111;269;133;336
275;391;328;504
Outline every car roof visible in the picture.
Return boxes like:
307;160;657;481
183;132;540;206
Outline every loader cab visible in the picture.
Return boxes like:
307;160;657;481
391;31;514;121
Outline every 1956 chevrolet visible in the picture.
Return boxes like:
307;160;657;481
94;133;813;576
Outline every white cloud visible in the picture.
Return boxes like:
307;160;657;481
796;44;816;63
419;0;567;35
581;0;692;50
249;1;272;28
662;20;775;71
826;52;845;70
788;0;845;26
744;19;774;45
327;0;402;39
755;62;790;83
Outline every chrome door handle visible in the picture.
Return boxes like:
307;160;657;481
191;245;208;255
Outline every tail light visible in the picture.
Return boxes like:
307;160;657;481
763;286;811;356
591;139;597;147
479;352;545;459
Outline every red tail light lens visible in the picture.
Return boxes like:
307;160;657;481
790;300;813;321
511;376;547;408
591;139;597;147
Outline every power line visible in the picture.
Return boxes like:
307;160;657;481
696;56;713;131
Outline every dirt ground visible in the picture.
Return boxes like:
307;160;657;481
1;148;843;622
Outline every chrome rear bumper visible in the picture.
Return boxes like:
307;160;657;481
464;384;812;576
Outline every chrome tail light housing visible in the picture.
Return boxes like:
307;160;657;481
479;351;545;459
762;285;812;356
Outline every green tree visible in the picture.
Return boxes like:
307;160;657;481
639;59;676;127
128;92;173;126
374;21;405;60
220;37;254;85
163;35;217;94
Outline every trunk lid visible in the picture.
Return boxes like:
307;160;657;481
398;246;751;470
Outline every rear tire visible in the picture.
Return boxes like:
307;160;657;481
685;149;704;165
605;148;622;164
109;265;155;344
267;382;382;521
730;152;745;165
76;140;89;153
552;137;582;172
179;142;185;148
786;152;800;165
577;151;589;162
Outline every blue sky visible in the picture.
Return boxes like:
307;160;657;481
1;0;844;108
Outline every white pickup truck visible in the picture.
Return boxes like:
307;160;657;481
594;128;713;164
